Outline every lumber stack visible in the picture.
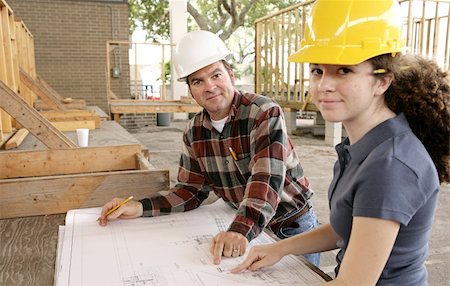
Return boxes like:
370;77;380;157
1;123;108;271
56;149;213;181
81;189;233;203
0;0;170;219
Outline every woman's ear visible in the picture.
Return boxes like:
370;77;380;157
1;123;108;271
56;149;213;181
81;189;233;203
375;73;394;96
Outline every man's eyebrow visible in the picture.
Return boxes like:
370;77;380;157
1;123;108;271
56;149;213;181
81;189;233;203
190;68;223;82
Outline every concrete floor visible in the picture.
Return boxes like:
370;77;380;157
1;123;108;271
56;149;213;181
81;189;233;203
132;119;450;285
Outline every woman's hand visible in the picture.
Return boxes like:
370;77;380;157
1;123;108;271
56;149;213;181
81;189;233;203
230;242;284;273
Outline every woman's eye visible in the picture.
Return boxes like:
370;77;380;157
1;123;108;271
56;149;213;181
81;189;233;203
337;67;352;74
310;68;322;75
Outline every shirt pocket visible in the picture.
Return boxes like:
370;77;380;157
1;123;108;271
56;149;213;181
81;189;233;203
232;153;251;184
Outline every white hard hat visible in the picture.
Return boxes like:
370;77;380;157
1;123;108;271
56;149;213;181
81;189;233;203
173;30;232;82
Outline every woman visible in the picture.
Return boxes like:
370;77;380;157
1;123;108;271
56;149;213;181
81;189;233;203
231;0;449;285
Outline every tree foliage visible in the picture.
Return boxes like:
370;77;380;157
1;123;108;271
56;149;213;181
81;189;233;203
129;0;297;42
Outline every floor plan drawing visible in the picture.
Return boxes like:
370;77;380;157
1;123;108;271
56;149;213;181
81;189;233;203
55;200;326;285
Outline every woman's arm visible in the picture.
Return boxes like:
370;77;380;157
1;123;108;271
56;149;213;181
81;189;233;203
327;216;400;286
231;223;340;273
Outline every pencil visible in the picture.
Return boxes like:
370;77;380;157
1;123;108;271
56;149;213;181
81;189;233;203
97;195;134;221
229;147;238;161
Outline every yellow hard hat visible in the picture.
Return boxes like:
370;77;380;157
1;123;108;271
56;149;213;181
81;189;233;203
288;0;406;65
173;30;233;82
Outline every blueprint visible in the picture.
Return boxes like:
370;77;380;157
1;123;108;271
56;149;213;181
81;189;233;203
55;200;326;285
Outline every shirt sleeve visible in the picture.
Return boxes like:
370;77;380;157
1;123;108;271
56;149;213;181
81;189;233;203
353;154;433;226
228;104;288;241
140;126;210;217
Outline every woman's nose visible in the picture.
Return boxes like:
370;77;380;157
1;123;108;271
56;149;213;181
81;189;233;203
317;73;335;93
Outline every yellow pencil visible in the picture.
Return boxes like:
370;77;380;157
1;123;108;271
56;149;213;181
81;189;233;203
98;195;133;221
229;147;238;161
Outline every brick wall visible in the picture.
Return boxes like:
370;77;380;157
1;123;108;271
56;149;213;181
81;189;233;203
119;113;156;132
7;0;130;113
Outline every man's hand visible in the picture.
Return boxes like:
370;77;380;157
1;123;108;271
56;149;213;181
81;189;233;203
98;198;143;226
209;231;248;264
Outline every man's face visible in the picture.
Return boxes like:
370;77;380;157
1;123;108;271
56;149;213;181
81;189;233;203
187;61;236;121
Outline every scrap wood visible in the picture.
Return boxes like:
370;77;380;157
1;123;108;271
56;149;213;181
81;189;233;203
4;128;28;149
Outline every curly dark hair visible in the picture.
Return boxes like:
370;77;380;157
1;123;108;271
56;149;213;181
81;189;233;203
371;54;450;183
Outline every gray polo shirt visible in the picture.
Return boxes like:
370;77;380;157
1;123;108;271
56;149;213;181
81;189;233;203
329;113;439;285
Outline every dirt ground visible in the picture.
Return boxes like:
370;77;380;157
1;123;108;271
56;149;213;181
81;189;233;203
132;119;450;285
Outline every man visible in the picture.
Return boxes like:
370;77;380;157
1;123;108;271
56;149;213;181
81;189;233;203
99;30;319;266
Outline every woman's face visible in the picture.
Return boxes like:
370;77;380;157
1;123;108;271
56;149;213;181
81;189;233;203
309;61;391;127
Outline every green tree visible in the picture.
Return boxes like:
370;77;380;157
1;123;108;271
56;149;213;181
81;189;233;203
129;0;297;42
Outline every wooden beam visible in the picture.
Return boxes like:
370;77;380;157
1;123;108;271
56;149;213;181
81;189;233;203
4;127;28;149
0;168;170;219
19;68;66;111
41;110;101;128
36;74;64;101
136;152;154;170
0;80;76;148
34;98;86;111
109;100;203;114
0;144;142;179
50;120;96;131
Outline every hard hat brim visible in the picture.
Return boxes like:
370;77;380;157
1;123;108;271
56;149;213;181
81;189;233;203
288;45;404;65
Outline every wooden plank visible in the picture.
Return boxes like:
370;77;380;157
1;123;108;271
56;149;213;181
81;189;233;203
19;68;65;111
0;109;12;133
109;103;203;114
41;110;101;128
0;168;169;219
36;74;64;101
1;3;17;91
34;99;86;111
0;144;142;179
0;115;3;142
0;2;14;133
50;120;96;131
41;110;96;117
4;127;28;149
0;80;76;149
136;152;154;170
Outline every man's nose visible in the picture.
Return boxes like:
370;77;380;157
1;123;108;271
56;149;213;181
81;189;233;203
204;78;217;91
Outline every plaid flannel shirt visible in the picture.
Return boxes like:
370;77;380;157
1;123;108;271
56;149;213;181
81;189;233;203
140;90;313;241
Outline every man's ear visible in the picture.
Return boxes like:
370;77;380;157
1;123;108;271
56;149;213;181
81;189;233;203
228;68;236;84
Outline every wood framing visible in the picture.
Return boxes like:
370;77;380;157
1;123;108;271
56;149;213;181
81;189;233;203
19;68;66;111
0;80;76;148
0;168;169;219
109;99;203;121
34;98;87;111
0;0;16;134
0;144;142;179
0;143;170;219
41;110;101;131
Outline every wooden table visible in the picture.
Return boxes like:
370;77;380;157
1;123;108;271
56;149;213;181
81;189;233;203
0;214;65;285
